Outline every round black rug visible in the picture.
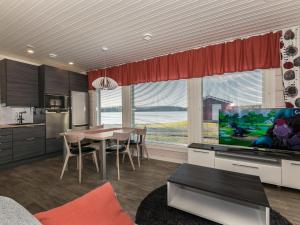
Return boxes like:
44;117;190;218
136;185;293;225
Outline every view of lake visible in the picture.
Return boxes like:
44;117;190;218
101;111;188;144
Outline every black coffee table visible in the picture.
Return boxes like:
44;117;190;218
167;164;270;225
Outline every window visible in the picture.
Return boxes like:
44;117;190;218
97;87;122;128
132;80;188;145
202;70;263;143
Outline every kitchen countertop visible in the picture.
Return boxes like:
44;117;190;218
0;123;45;128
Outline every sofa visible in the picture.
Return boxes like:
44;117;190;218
0;182;134;225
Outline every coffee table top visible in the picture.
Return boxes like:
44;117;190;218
168;163;269;207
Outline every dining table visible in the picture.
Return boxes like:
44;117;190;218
61;127;135;180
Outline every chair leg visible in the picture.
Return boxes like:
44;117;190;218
76;157;79;170
116;151;120;180
122;152;126;163
137;144;140;168
92;152;99;172
127;150;135;171
78;155;82;184
60;154;70;180
144;145;149;160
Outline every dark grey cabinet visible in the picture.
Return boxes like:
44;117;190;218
13;126;45;161
0;128;13;165
0;59;39;107
39;65;69;96
46;138;63;154
69;72;88;92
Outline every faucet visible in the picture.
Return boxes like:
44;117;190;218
17;111;27;124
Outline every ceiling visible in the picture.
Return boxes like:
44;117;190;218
0;0;300;73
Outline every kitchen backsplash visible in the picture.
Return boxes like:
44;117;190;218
0;106;33;124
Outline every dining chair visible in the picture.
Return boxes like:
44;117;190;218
60;132;99;184
107;132;135;180
131;127;149;167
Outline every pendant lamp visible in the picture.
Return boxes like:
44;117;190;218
92;47;118;90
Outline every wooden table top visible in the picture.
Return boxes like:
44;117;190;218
61;127;135;140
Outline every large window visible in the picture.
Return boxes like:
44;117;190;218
97;87;122;128
132;80;188;145
202;70;263;143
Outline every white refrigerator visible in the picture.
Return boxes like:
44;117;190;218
71;91;89;130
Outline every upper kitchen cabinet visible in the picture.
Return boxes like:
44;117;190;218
69;72;88;92
39;65;69;96
0;59;39;107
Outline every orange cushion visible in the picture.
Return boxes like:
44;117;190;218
35;182;134;225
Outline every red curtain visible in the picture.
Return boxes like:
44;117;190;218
88;31;281;89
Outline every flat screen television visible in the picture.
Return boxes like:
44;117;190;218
219;108;300;152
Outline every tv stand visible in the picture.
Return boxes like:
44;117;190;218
188;143;300;190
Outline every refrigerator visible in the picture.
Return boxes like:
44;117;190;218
71;91;89;130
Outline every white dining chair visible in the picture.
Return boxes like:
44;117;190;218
60;132;99;183
107;132;135;180
132;127;149;167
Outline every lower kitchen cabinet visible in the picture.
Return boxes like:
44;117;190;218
12;126;45;161
13;138;45;161
0;128;13;164
46;138;63;153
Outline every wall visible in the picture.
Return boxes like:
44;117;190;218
0;106;33;124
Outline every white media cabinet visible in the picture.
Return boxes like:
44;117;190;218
188;144;300;190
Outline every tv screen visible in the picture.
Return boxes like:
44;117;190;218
219;108;300;151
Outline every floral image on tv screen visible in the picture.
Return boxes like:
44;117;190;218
219;108;300;151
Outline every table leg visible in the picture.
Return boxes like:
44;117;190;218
99;140;107;180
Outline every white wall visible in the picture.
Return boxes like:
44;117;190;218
0;106;33;124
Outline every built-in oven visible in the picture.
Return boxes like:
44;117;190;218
44;95;69;112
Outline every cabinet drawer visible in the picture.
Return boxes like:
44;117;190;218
13;138;45;161
282;160;300;190
13;126;45;141
0;148;13;164
215;157;282;185
0;141;12;150
188;148;215;168
46;138;63;154
0;134;12;143
0;128;12;136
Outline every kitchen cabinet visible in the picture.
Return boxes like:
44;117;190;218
0;59;39;107
0;128;13;165
13;125;45;161
39;65;69;96
69;71;88;92
46;138;63;154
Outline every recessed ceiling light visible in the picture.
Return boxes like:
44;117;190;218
49;53;57;58
68;62;74;65
102;46;108;51
26;49;34;54
143;33;152;41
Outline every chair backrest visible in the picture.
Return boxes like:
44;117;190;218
112;132;131;141
89;124;104;130
63;132;85;154
136;127;147;144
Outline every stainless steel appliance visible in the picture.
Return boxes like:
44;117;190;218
46;111;69;139
45;95;70;153
45;95;68;111
71;91;89;130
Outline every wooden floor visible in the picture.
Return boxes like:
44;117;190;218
0;155;299;225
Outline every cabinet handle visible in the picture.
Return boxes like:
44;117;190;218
26;137;35;141
291;162;300;166
232;163;259;169
193;150;209;154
